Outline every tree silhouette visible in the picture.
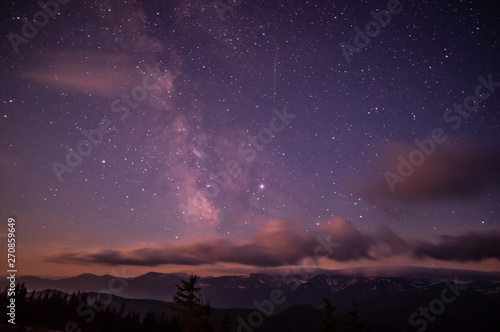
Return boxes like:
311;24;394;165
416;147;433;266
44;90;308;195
0;282;182;332
320;298;337;332
173;274;202;316
172;273;213;332
343;301;367;332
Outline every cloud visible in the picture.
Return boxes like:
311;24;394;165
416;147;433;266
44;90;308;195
22;0;163;97
47;218;500;267
46;246;208;267
412;231;500;262
352;142;500;205
321;218;374;261
24;50;136;97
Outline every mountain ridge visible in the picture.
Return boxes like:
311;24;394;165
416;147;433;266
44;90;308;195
1;266;499;311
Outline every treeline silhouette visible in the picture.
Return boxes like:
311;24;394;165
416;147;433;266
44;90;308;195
1;276;368;332
1;283;182;332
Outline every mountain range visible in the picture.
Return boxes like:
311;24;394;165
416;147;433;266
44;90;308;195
2;267;500;331
2;266;500;309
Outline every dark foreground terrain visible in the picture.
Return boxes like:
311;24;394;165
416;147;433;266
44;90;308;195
1;271;499;331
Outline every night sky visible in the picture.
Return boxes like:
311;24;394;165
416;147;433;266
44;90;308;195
1;0;499;277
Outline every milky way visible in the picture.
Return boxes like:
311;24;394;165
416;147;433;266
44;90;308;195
1;0;499;276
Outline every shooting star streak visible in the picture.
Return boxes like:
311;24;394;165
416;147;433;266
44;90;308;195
273;55;277;103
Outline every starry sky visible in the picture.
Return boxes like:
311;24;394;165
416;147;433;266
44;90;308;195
1;0;499;278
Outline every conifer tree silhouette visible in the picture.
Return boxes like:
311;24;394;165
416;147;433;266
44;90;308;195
320;297;337;332
343;301;367;332
173;273;213;332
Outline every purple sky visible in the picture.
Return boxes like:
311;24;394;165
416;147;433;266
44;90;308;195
1;0;499;277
